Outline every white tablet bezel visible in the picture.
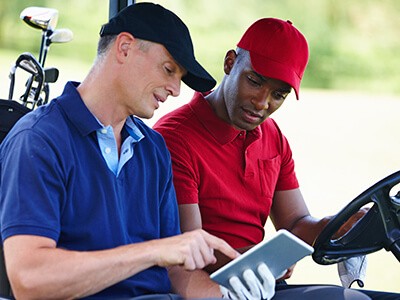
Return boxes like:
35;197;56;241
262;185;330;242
210;229;314;288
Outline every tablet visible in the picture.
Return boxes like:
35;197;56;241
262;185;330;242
210;229;314;287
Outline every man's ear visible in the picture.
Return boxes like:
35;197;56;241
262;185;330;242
224;50;237;75
115;33;134;61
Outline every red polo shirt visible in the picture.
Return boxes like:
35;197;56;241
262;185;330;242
154;92;299;248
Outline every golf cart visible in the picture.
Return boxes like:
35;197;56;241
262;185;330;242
1;0;400;299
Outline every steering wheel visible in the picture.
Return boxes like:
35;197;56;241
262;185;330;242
312;170;400;265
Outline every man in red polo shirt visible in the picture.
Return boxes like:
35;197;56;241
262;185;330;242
154;18;398;299
154;17;314;261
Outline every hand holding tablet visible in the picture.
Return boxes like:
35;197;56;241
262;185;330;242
210;229;314;294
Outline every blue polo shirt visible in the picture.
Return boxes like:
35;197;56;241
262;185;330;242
0;82;180;298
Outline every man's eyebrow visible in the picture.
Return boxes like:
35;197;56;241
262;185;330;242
173;60;187;77
278;86;292;94
251;70;292;93
250;70;267;82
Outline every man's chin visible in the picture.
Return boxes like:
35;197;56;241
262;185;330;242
233;121;259;131
136;110;155;120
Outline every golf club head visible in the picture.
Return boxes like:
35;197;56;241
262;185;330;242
9;53;45;104
20;6;59;31
42;29;74;67
14;52;42;76
49;28;73;44
44;67;59;83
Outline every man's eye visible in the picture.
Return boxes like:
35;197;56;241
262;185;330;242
165;66;173;75
247;76;261;86
273;91;288;100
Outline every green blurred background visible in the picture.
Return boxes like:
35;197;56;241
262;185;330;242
1;0;399;294
1;0;399;95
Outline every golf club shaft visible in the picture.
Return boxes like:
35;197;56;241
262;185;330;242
38;31;46;65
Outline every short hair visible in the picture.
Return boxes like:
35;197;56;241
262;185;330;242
97;35;117;57
235;47;251;67
96;35;152;59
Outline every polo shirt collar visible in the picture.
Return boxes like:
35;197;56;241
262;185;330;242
57;81;101;136
125;116;144;142
190;92;261;145
56;82;145;141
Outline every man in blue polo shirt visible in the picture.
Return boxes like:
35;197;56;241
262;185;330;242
0;3;239;299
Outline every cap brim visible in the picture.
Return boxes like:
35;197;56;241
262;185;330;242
250;52;301;100
182;61;216;92
165;45;216;92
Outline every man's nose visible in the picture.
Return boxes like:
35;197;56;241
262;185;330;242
168;79;181;97
251;96;270;111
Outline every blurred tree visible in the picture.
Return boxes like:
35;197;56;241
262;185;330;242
0;1;47;50
0;0;399;94
0;0;108;60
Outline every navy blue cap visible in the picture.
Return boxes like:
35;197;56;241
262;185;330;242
100;2;216;92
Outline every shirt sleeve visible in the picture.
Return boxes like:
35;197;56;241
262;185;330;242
0;130;63;242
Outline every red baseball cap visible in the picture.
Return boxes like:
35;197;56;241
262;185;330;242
237;18;309;99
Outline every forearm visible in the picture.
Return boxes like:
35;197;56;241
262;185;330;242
290;207;370;246
289;215;332;245
51;244;156;298
6;230;238;299
6;240;159;300
271;189;333;246
168;266;221;298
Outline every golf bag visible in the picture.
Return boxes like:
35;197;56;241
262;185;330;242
0;100;31;144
